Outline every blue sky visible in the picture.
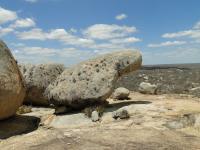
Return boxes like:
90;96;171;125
0;0;200;66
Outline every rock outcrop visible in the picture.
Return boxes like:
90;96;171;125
0;40;25;120
112;87;130;100
139;82;158;94
19;64;64;106
46;50;142;108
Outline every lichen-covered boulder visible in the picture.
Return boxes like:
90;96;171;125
46;50;142;108
19;64;64;106
0;40;25;120
112;87;130;100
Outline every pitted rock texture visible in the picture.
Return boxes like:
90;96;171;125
0;40;25;120
19;64;64;106
46;50;142;108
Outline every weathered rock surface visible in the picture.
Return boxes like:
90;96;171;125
19;64;64;106
139;82;158;94
2;92;200;149
46;50;142;108
112;87;130;100
0;40;25;120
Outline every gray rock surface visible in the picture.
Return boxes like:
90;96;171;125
19;64;64;106
139;82;158;94
112;109;130;119
46;50;142;108
91;111;100;122
112;87;130;100
0;40;26;120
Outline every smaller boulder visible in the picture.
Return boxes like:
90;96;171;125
139;82;158;94
112;87;130;100
91;111;100;122
112;109;129;119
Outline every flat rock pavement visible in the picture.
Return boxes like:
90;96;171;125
1;92;200;150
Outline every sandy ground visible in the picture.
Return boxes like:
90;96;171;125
1;92;200;150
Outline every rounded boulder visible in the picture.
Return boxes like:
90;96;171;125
0;40;26;120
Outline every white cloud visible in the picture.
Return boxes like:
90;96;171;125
0;7;17;24
162;30;193;38
115;13;127;20
143;46;200;65
12;44;96;65
83;24;137;40
0;27;13;37
16;28;95;47
19;46;57;56
162;21;200;39
193;21;200;29
145;20;200;64
148;41;187;48
110;37;141;44
0;18;36;37
48;28;95;46
24;0;38;3
10;18;35;28
69;28;77;33
16;28;47;40
15;24;140;63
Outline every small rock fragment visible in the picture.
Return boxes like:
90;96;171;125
91;111;100;122
112;109;130;119
139;82;158;94
112;87;130;100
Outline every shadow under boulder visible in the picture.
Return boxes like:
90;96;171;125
0;115;40;139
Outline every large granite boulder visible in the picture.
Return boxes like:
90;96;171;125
45;50;142;108
0;40;25;120
19;64;64;106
